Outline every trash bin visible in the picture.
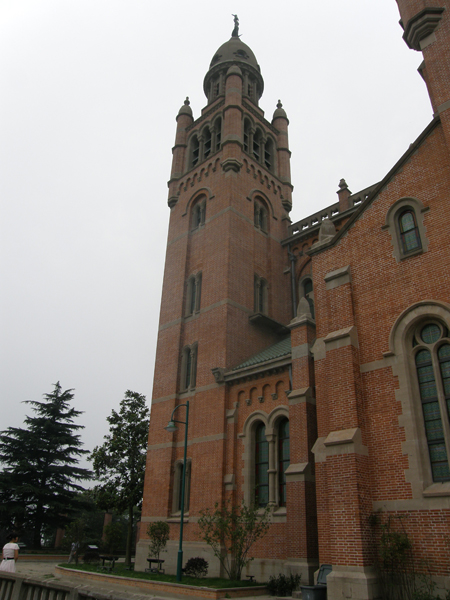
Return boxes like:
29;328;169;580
300;564;332;600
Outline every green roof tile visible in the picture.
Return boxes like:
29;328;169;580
232;336;291;371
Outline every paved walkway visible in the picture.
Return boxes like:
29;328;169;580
15;560;174;599
14;560;272;600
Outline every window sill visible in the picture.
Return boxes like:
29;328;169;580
272;506;287;523
400;247;423;261
423;482;450;497
167;512;190;523
256;506;287;523
184;311;200;322
254;226;268;235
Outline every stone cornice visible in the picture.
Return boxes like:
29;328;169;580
402;7;445;51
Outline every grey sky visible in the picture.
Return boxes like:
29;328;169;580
0;0;431;464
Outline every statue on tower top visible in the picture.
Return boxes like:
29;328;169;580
231;14;239;38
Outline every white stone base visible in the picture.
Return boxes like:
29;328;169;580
135;539;316;583
326;566;380;600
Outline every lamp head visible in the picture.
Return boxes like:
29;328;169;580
165;420;177;432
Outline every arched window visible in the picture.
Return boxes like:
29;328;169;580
399;210;421;254
255;423;269;507
278;418;290;507
185;272;202;317
254;200;268;233
383;197;429;262
241;408;290;508
191;197;206;230
181;344;198;392
414;323;450;481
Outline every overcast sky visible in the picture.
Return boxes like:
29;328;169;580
0;0;432;469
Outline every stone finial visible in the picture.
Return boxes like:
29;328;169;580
337;178;352;211
177;96;193;118
273;99;288;121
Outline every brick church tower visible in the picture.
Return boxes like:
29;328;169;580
137;5;450;597
135;18;303;576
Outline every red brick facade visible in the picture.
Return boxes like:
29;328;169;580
136;5;450;598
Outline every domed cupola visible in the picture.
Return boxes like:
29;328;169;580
203;15;264;106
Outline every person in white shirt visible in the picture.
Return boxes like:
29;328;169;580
0;532;19;573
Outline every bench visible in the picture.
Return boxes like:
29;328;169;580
146;558;165;574
98;555;119;572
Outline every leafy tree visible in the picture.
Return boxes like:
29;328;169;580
147;521;170;563
103;521;123;555
198;500;272;581
0;382;92;548
91;390;149;568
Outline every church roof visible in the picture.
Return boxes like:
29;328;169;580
232;336;291;371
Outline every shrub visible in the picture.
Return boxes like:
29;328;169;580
198;500;272;580
267;573;301;597
184;557;209;578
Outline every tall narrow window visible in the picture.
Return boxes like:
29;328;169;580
253;129;261;161
172;460;191;514
254;275;268;315
191;197;206;230
203;127;212;159
243;120;250;153
399;210;421;254
414;323;450;481
255;423;269;507
278;419;290;507
186;273;202;317
190;136;199;168
264;138;273;172
185;351;192;389
181;344;197;392
303;278;315;319
254;200;268;233
215;118;222;151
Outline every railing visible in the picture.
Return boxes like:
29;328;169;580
0;573;118;600
288;183;378;237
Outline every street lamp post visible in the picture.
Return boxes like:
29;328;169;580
165;401;189;582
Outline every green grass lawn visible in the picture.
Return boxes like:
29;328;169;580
59;563;263;589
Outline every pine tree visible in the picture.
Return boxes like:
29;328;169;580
91;390;149;567
0;382;92;548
